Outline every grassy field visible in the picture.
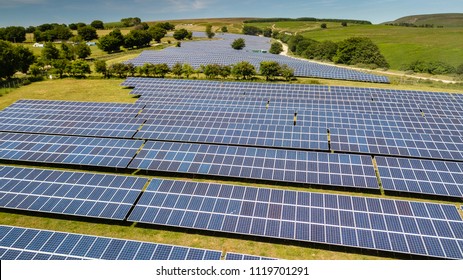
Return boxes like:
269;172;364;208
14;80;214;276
387;13;463;27
283;23;463;70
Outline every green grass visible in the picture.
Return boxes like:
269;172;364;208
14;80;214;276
298;24;463;70
388;13;463;27
0;78;135;110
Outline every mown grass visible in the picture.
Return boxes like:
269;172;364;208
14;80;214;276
0;78;135;110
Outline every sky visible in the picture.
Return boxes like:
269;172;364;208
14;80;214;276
0;0;461;27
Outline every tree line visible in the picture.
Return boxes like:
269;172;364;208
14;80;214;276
93;61;294;81
243;18;372;25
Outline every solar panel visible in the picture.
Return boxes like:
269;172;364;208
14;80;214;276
331;128;463;161
376;156;463;199
0;114;145;139
0;132;144;168
129;141;379;190
135;120;329;151
0;225;222;260
0;166;148;220
224;252;277;260
4;100;143;119
128;179;463;259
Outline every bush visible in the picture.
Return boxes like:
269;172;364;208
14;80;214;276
231;38;246;50
269;42;283;54
457;64;463;75
403;60;456;75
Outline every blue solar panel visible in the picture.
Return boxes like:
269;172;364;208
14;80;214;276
128;179;463;259
376;156;463;199
331;129;463;161
135;120;329;151
224;252;277;260
0;113;145;139
0;166;148;220
129;141;379;190
0;225;222;260
0;132;144;168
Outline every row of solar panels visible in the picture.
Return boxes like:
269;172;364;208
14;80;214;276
0;225;272;260
1;132;463;198
122;77;458;106
1;166;462;259
4;101;463;165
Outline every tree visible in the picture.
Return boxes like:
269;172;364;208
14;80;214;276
69;60;91;77
205;24;215;39
171;62;183;77
154;63;170;78
280;64;294;81
94;60;109;78
260;61;282;81
221;26;228;33
0;41;19;79
124;30;152;49
242;25;262;36
333;37;389;68
14;45;36;73
74;43;91;59
342;22;348;27
51;58;70;78
231;38;246;50
219;65;231;79
313;40;338;61
91;20;105;30
321;23;327;29
69;23;78;30
60;43;75;60
121;17;141;27
78;26;98;41
110;63;130;78
41;42;60;62
203;64;222;79
155;22;175;30
182;64;194;78
269;42;283;54
148;26;167;43
0;26;27;43
263;28;272;38
232;61;256;80
98;29;124;53
173;29;189;40
28;64;43;77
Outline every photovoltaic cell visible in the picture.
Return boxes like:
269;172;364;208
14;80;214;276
129;179;463;259
0;166;148;220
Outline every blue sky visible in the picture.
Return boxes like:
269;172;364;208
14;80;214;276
0;0;460;27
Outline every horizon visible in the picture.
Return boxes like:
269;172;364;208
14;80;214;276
0;0;461;27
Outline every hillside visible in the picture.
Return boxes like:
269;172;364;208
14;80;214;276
387;13;463;27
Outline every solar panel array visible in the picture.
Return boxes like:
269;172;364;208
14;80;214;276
129;141;379;190
0;132;143;169
376;157;463;199
0;166;148;220
224;252;277;260
135;120;329;151
0;225;222;260
128;179;463;259
126;33;390;83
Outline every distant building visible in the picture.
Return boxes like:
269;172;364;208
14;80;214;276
86;42;97;46
33;43;44;48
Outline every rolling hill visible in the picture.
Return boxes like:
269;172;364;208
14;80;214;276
386;13;463;27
